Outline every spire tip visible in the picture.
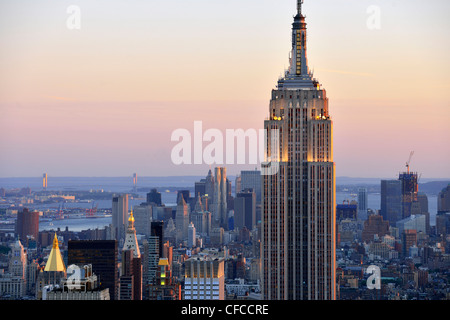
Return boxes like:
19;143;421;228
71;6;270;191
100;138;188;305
297;0;304;16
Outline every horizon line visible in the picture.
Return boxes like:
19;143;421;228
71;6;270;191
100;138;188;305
0;175;449;180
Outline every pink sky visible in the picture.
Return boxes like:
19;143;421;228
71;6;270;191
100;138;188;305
0;0;449;178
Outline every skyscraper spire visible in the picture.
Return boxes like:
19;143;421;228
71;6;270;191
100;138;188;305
262;0;335;300
44;233;66;272
279;0;315;89
128;206;135;228
297;0;303;16
123;207;140;258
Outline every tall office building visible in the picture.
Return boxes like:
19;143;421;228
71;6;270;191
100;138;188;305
68;240;118;300
187;222;196;248
175;196;189;244
146;189;162;206
42;173;48;190
112;194;129;244
214;167;228;230
381;180;402;224
120;250;136;300
399;172;419;219
436;212;450;236
123;209;141;257
151;221;164;257
192;197;211;236
357;188;368;221
235;175;242;195
15;208;39;245
133;203;153;237
6;240;28;298
133;173;138;192
144;222;165;295
144;236;160;290
417;193;430;234
261;1;336;300
121;209;142;300
234;189;256;230
205;169;215;205
195;180;206;199
9;240;27;279
240;170;262;203
437;185;450;236
438;185;450;213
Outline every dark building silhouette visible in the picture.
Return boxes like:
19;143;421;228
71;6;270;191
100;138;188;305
399;172;418;219
438;185;450;213
194;180;206;199
234;189;256;230
151;221;164;256
119;249;142;300
68;240;118;300
15;208;39;245
381;180;402;224
177;190;190;203
147;189;162;206
436;212;450;237
336;203;357;221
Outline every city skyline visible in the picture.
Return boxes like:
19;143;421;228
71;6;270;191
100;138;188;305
0;0;449;179
1;0;449;306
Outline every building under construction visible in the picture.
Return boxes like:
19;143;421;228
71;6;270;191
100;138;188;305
399;171;419;219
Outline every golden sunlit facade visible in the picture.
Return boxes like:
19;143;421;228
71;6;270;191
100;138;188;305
184;257;225;300
262;0;336;300
44;233;66;273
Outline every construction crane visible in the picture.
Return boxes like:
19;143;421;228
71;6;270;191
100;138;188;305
406;151;414;174
86;202;98;217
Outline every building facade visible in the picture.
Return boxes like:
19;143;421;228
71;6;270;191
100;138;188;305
43;264;110;300
357;188;368;220
148;258;181;300
261;0;336;300
112;194;129;244
175;196;189;244
133;203;153;237
15;208;39;245
121;209;142;300
438;185;450;213
214;167;228;230
381;180;402;225
184;256;225;300
399;172;419;219
68;240;118;300
240;170;262;203
234;189;256;230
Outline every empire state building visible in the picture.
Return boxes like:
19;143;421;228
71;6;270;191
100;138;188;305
262;0;336;300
